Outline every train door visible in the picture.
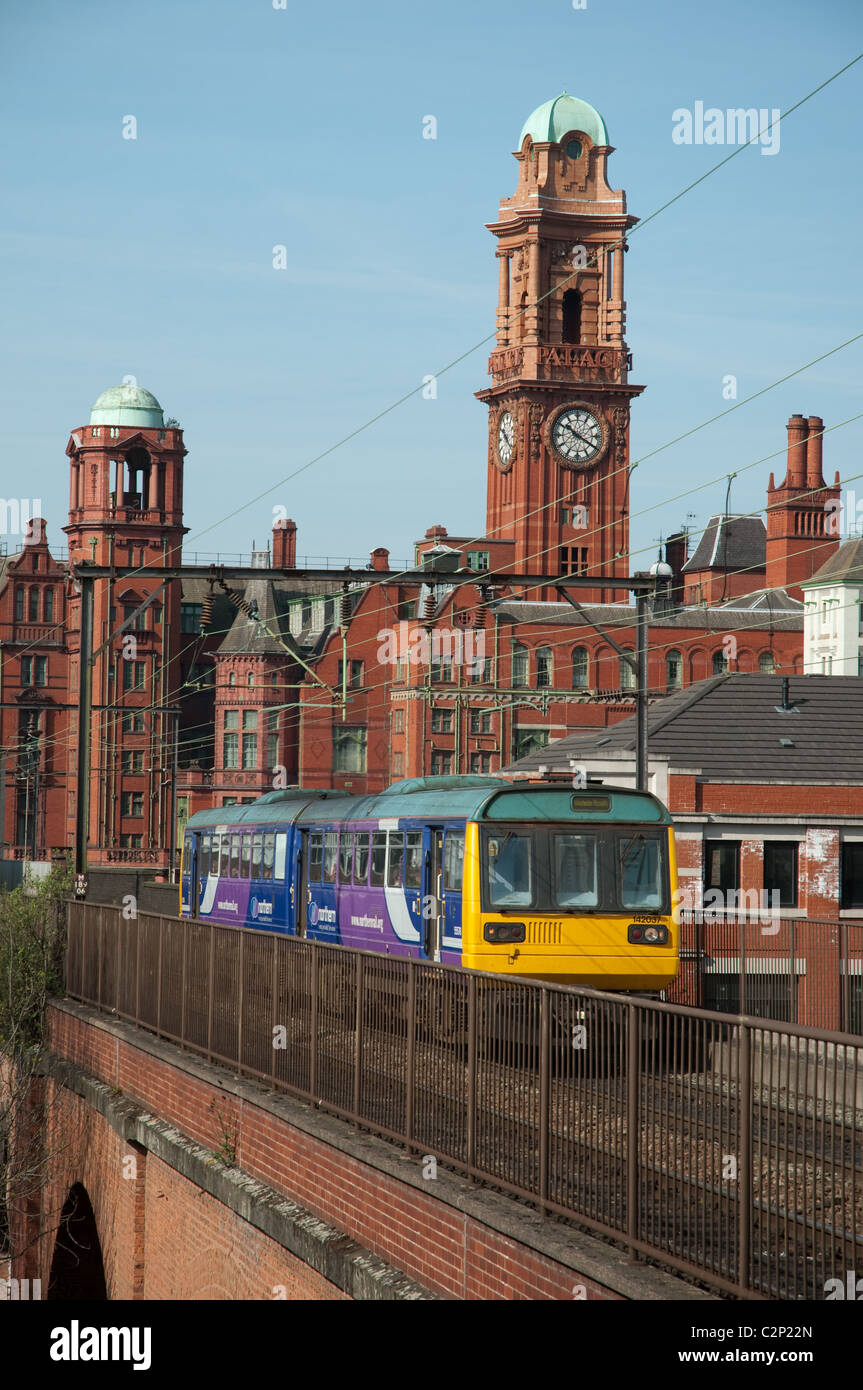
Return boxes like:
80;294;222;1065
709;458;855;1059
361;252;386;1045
293;830;309;937
422;826;444;962
441;827;464;950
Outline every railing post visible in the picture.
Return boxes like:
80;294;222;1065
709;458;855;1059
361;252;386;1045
156;915;163;1037
405;959;416;1144
738;1021;752;1294
310;945;318;1101
789;917;797;1026
353;953;364;1119
134;908;141;1024
466;973;476;1172
180;916;188;1049
539;987;550;1211
271;935;279;1084
97;906;104;1009
206;926;215;1062
626;1000;640;1257
237;928;245;1074
839;920;848;1035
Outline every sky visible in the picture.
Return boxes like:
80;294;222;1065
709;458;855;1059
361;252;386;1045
1;0;862;574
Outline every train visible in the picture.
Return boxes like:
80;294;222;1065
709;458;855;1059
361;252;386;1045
180;775;679;992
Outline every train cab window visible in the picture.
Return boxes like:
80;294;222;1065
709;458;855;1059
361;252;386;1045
386;832;405;888
444;833;464;892
339;833;354;884
251;833;263;879
262;833;275;881
486;833;532;908
554;834;599;908
241;833;251;878
220;836;230;878
619;834;663;910
310;832;323;881
323;832;338;884
405;832;423;890
354;832;370;884
275;834;287;881
370;832;387;886
201;835;211;877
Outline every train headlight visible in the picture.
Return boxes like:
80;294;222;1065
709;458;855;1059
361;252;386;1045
627;923;668;945
484;922;526;944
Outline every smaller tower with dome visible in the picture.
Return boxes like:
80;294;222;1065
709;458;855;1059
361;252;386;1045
62;381;188;863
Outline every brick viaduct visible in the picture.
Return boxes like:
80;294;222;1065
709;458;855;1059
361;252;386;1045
9;999;711;1303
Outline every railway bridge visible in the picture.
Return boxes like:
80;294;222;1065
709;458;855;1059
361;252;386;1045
6;902;862;1301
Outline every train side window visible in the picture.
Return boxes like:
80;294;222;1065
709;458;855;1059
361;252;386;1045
323;831;338;884
387;831;405;888
444;833;464;892
230;835;240;879
220;835;231;879
370;832;387;887
251;833;263;878
262;833;275;881
354;832;370;884
201;835;211;878
310;832;323;881
405;832;423;890
339;832;354;884
274;833;287;881
240;833;251;878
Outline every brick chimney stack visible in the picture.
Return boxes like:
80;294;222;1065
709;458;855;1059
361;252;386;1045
272;518;297;569
766;413;839;598
370;547;390;572
806;416;825;489
784;414;808;487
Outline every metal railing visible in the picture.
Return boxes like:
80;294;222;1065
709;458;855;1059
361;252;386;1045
666;914;863;1035
64;901;863;1300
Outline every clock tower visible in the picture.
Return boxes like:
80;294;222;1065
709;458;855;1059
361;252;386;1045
477;94;644;601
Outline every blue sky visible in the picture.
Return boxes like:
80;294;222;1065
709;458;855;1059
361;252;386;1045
1;0;861;572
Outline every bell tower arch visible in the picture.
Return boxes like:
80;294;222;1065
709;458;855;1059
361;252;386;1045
477;93;644;600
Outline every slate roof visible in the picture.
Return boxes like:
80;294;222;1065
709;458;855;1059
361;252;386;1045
504;674;863;783
682;515;766;574
492;599;801;631
218;577;290;655
805;537;863;587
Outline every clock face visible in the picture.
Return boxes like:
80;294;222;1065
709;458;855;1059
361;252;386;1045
497;411;515;467
551;407;604;467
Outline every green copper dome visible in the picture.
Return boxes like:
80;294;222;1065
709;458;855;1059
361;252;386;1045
89;383;164;428
518;92;608;148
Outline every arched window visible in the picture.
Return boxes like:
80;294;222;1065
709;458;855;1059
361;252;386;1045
536;647;553;688
572;646;589;688
619;651;636;690
759;651;775;673
43;588;54;622
15;587;24;621
666;650;682;691
562;289;581;344
511;642;529;687
228;672;236;687
713;650;728;675
28;588;39;621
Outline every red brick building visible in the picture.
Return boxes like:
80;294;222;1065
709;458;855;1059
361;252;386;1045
0;93;845;865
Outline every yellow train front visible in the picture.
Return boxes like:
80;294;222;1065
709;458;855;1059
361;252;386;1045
459;781;678;991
